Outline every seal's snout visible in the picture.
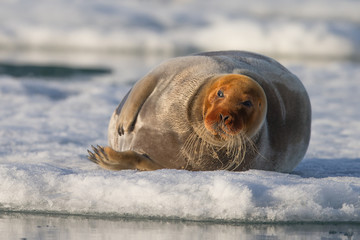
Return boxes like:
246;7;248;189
220;113;236;131
219;113;230;123
208;111;241;137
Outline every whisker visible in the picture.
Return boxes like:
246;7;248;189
180;120;257;171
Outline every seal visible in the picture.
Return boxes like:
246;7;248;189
88;51;311;172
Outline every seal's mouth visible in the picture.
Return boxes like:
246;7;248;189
208;121;242;140
217;128;230;140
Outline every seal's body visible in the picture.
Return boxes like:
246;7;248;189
88;51;311;172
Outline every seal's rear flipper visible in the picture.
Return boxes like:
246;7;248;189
87;145;163;171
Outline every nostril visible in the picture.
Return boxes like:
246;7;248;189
219;114;229;122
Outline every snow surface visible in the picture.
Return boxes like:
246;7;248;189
0;0;360;223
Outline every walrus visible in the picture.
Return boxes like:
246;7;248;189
88;51;311;172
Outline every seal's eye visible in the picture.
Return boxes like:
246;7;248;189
242;100;253;107
217;90;224;98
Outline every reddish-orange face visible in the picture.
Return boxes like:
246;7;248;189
203;74;266;139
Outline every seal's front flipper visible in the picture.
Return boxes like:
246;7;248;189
87;145;163;171
116;73;159;135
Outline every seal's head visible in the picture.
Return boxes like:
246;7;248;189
203;74;267;139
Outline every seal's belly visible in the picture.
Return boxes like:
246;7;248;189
128;126;187;169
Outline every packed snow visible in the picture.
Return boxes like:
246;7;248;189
0;0;359;224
